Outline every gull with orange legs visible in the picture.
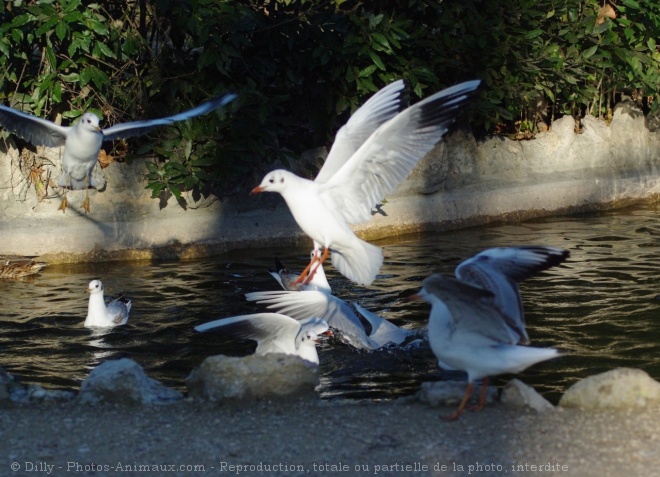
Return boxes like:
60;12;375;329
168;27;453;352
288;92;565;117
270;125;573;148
411;246;568;420
0;94;236;213
251;79;480;286
268;251;331;293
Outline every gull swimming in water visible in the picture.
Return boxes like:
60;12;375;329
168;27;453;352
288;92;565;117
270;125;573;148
246;290;419;350
352;303;418;348
251;79;480;286
245;289;375;349
411;246;569;420
0;93;237;213
84;279;132;328
195;313;330;365
248;258;418;349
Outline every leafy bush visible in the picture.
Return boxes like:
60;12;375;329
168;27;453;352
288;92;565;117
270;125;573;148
1;0;659;207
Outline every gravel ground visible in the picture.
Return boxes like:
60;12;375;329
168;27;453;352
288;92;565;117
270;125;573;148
1;398;658;477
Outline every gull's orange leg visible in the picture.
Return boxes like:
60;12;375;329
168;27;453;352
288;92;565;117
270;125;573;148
303;247;329;285
442;382;474;422
292;260;315;285
467;377;489;412
292;253;320;285
82;174;93;214
57;194;68;213
58;174;71;214
82;190;91;214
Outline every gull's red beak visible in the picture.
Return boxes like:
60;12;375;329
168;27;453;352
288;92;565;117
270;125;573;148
250;186;265;195
408;293;422;301
314;329;333;343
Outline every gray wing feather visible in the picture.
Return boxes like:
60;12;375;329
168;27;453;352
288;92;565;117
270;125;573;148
422;274;520;345
245;290;375;349
102;93;236;140
0;105;68;147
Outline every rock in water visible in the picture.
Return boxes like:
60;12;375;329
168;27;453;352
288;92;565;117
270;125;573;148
560;368;660;409
79;358;182;404
186;354;319;402
501;379;555;412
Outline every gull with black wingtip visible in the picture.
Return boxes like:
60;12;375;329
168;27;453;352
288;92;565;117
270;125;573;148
411;246;568;420
251;79;480;286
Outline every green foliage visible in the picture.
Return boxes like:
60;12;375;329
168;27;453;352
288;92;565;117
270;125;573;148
1;0;659;207
2;0;111;117
429;0;660;131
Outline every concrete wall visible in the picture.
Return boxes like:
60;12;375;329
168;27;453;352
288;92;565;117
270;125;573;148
0;101;658;263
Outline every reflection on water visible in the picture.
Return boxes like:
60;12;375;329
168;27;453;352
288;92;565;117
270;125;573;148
1;202;660;403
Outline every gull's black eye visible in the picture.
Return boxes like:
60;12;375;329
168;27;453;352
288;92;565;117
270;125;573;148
269;178;275;184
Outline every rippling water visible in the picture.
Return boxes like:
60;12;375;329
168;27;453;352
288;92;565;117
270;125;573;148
1;202;660;403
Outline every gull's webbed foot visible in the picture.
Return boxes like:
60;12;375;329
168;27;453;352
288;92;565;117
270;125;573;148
58;194;68;214
82;194;91;214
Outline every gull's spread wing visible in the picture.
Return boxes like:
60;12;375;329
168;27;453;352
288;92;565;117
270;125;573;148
315;80;406;183
320;80;480;225
0;105;69;147
103;93;237;141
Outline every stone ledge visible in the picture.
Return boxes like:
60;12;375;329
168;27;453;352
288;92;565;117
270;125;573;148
0;103;658;262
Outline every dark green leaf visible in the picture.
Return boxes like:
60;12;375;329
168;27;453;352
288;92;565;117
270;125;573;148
582;45;598;59
368;51;386;71
524;29;543;40
59;73;80;83
55;21;68;41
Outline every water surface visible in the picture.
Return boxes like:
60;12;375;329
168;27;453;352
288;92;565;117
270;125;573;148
1;202;660;402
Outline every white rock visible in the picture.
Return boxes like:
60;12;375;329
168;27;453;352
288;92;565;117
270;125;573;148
501;379;555;412
186;354;319;402
560;368;660;409
79;358;182;404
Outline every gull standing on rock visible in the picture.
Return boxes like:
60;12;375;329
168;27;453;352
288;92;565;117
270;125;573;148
0;93;236;213
195;313;330;365
251;79;480;286
85;279;132;328
411;246;568;420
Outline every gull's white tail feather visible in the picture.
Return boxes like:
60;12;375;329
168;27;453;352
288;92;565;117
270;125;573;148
469;345;561;381
331;239;383;286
